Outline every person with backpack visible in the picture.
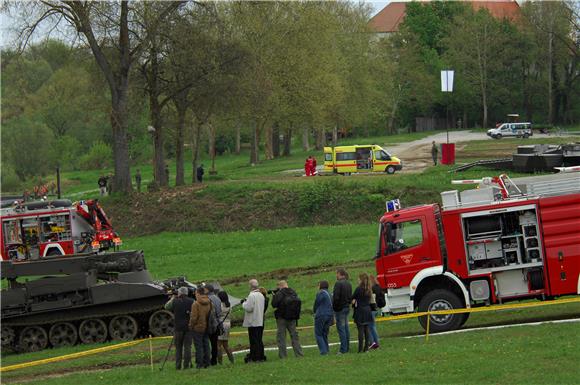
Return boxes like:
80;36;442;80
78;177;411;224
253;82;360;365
189;286;212;369
352;273;374;353
313;280;334;355
369;274;385;349
333;268;352;354
242;279;266;363
271;280;304;359
164;287;194;369
217;291;234;364
205;285;222;366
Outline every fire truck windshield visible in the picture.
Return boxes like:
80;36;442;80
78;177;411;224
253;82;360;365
383;220;423;255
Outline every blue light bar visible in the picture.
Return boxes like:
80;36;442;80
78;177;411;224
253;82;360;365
386;199;401;212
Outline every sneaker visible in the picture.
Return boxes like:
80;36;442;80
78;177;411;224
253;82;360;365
369;342;379;350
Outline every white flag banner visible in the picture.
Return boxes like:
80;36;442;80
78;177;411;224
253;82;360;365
441;70;454;92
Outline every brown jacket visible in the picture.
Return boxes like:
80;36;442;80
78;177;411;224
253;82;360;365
189;294;211;333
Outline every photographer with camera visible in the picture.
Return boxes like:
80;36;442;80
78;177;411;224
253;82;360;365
164;287;194;370
271;280;303;359
242;279;266;363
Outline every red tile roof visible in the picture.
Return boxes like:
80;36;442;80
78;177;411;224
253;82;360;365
369;0;521;33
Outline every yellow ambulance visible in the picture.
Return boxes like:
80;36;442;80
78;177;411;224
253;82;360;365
323;145;402;175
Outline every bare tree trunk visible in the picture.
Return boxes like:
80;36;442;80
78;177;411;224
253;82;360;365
250;119;260;165
235;122;241;155
315;128;325;150
264;124;274;160
283;122;292;156
191;118;202;184
174;103;186;186
332;122;338;146
548;28;554;125
147;42;167;187
272;122;280;158
302;126;309;151
110;90;131;193
208;119;217;173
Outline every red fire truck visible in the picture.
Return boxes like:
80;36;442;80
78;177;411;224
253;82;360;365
1;199;121;261
375;172;580;332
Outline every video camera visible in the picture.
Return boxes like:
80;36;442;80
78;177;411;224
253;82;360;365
267;288;280;295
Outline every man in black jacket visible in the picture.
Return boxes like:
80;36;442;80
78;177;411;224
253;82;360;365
164;287;194;369
333;268;352;354
271;280;303;359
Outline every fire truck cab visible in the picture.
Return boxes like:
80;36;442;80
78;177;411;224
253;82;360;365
375;172;580;332
1;199;121;261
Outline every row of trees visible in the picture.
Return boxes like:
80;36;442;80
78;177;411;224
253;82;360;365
2;1;578;193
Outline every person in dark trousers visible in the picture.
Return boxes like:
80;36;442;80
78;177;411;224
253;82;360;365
164;287;194;369
134;169;142;192
271;280;303;359
313;280;334;355
352;273;373;353
189;286;212;369
196;164;205;183
333;268;352;354
242;279;266;363
205;284;222;366
369;274;385;349
98;175;108;196
431;141;439;165
217;291;234;364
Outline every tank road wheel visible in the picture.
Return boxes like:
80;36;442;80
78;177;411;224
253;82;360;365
1;326;16;349
109;315;138;341
19;326;48;352
418;289;464;333
79;319;108;344
49;322;78;347
149;310;174;337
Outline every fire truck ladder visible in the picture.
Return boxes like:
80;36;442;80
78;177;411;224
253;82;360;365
511;172;580;197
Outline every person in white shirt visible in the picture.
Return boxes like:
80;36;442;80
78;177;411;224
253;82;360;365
242;279;266;362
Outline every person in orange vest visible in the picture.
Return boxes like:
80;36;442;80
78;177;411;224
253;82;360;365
311;156;317;176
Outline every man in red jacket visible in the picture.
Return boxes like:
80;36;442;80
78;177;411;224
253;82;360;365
304;157;312;176
310;156;317;176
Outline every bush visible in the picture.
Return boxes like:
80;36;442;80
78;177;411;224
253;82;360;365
1;163;22;193
79;141;113;170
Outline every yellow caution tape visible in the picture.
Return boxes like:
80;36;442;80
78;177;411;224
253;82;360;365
2;296;579;373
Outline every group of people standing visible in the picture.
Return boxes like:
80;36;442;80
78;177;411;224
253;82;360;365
315;269;385;354
165;268;385;370
304;155;318;176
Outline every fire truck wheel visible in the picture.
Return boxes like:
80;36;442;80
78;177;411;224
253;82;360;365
386;166;396;174
460;312;470;327
46;249;63;257
19;326;48;352
418;289;464;333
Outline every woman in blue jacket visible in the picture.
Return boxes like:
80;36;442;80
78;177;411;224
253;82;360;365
313;280;334;355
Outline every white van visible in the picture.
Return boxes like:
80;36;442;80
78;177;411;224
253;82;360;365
487;123;533;139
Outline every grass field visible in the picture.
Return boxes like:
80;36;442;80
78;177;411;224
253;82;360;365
3;316;579;384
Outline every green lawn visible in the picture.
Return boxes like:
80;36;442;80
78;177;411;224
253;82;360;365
3;320;579;384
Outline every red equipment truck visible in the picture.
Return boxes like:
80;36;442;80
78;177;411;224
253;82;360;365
1;199;121;261
375;172;580;332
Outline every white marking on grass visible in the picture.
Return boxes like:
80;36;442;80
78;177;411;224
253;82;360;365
403;318;580;339
233;318;580;356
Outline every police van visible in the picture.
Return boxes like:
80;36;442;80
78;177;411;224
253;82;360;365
323;145;402;175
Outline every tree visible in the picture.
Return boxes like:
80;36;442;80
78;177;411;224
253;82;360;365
10;1;184;192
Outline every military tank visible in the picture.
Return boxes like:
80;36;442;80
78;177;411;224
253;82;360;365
1;250;194;352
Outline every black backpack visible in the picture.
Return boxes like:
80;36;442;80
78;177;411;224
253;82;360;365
283;292;302;320
375;285;386;309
